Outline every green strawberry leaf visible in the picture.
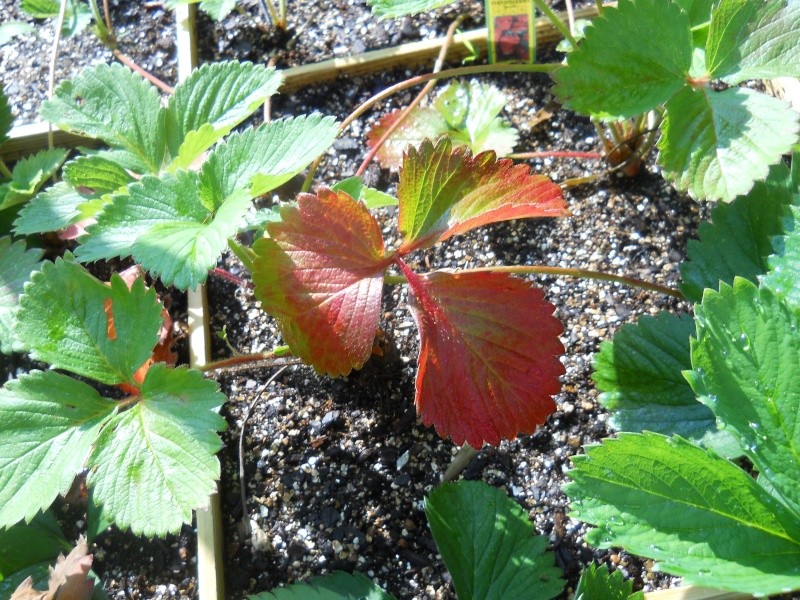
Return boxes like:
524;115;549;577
0;511;69;577
0;236;43;354
88;364;226;536
688;278;800;516
0;22;35;46
166;62;282;165
20;0;92;36
76;170;251;290
40;63;166;173
63;155;134;196
401;266;564;447
566;432;800;595
680;161;792;302
367;0;453;18
552;0;692;120
368;82;518;171
706;0;800;83
763;204;800;310
574;563;643;600
0;84;12;145
14;182;97;235
16;257;163;385
0;370;116;529
331;177;398;209
397;138;566;253
249;572;396;600
660;86;799;201
0;148;68;210
199;114;339;207
425;480;564;600
592;311;738;457
252;189;392;377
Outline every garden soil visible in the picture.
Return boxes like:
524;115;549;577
2;1;709;598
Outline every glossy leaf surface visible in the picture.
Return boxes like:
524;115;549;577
252;189;391;376
249;572;395;600
403;267;564;447
426;480;563;600
574;563;642;600
397;139;566;253
0;237;42;353
763;205;800;310
0;149;67;210
553;0;691;119
14;182;95;235
367;0;452;17
689;279;800;515
567;432;800;595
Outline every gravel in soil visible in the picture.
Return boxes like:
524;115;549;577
2;2;716;598
204;64;700;598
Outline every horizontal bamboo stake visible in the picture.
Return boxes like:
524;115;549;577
1;121;97;161
277;4;603;93
644;586;751;600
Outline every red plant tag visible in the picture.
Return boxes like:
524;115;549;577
401;262;565;447
253;189;394;376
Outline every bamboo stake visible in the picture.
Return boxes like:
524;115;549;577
174;4;225;600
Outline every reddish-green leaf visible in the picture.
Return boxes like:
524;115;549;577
397;139;567;253
252;189;393;376
401;265;565;447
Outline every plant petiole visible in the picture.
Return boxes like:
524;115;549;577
508;150;604;161
0;158;12;180
301;62;561;191
533;0;578;50
198;346;299;373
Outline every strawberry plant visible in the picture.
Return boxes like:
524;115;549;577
566;154;800;595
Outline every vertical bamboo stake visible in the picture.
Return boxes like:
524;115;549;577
175;4;225;599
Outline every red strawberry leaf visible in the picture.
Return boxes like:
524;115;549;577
397;138;568;254
401;262;565;447
366;107;449;171
252;188;394;376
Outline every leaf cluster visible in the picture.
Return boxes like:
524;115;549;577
570;153;800;595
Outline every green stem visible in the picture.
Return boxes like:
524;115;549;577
199;346;296;372
0;158;12;179
384;265;682;299
88;0;115;48
508;150;603;160
533;0;578;50
228;237;256;273
301;62;560;192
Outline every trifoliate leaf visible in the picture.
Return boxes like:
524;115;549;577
367;82;518;171
331;177;398;209
249;572;396;600
199;114;339;207
252;189;392;377
14;182;96;235
688;279;800;516
425;481;564;600
706;0;800;83
402;267;564;447
40;63;166;173
552;0;692;119
566;432;800;595
680;161;792;302
0;149;68;210
397;139;566;253
592;312;738;457
166;62;282;165
76;170;251;290
0;237;42;354
17;257;162;386
367;0;453;18
763;204;800;310
88;364;226;536
63;155;134;196
0;84;12;145
574;563;642;600
0;511;68;578
0;370;115;529
660;86;799;201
